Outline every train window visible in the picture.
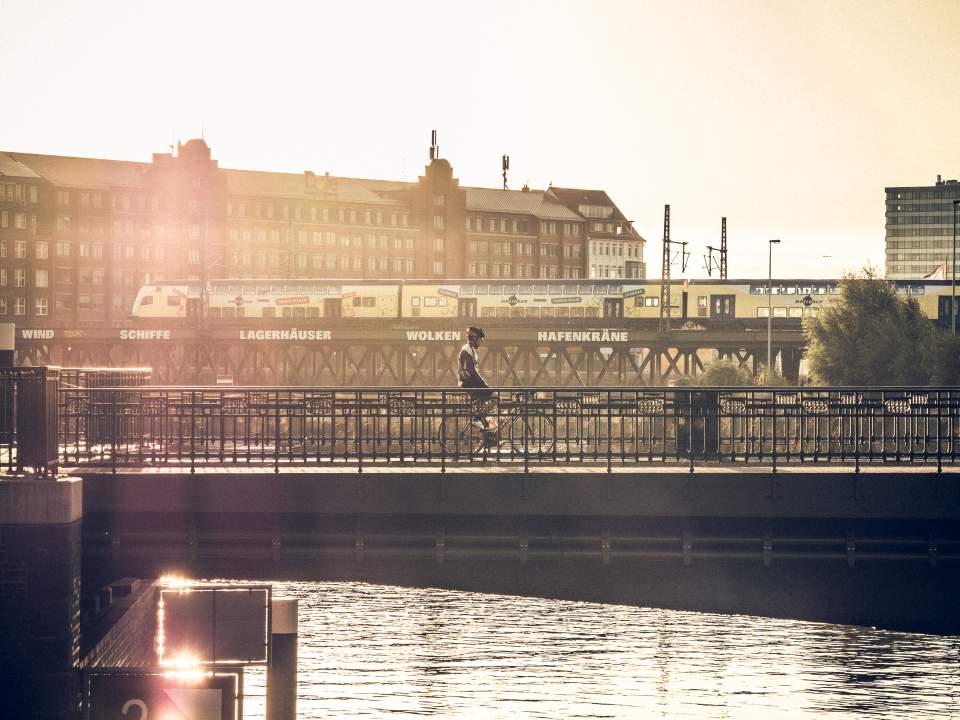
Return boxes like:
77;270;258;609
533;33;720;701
800;287;811;295
518;285;532;295
439;297;447;306
526;308;539;317
460;285;474;294
306;307;319;317
503;285;518;295
910;286;924;295
774;308;787;317
209;308;222;318
644;297;659;307
803;307;819;317
534;285;547;295
549;286;562;295
511;307;524;317
814;286;826;295
578;286;594;295
481;307;495;317
272;286;284;295
213;285;228;295
425;297;437;307
750;286;763;294
788;308;802;318
489;286;503;295
594;286;607;295
188;286;200;296
829;286;841;295
633;297;643;307
541;308;554;317
352;297;361;307
770;287;780;295
610;285;622;295
139;296;153;306
697;296;707;307
475;286;488;295
263;307;275;317
563;285;577;295
292;307;305;317
757;308;769;317
571;307;584;317
785;287;796;295
167;296;180;306
328;286;340;295
555;307;569;317
236;307;245;318
286;286;299;295
242;286;255;295
313;286;326;295
586;307;600;317
362;297;375;307
496;307;509;317
411;297;420;306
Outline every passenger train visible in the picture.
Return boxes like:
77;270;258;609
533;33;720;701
132;278;959;330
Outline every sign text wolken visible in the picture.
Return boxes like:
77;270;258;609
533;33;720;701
407;331;462;341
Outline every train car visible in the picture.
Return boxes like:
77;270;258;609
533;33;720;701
131;277;960;329
133;279;401;320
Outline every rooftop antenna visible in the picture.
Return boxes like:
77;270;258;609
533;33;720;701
429;130;438;161
502;155;509;190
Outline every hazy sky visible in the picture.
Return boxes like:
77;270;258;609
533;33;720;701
3;0;958;279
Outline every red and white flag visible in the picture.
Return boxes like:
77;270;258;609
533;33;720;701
923;261;948;280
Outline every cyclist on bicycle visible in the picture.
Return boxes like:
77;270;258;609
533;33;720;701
458;326;499;437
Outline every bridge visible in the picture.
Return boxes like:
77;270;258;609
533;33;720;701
2;368;958;717
14;321;806;385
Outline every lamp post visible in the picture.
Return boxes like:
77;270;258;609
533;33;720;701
768;239;780;384
953;201;959;333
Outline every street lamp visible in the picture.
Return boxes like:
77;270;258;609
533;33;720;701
768;239;780;384
953;201;959;333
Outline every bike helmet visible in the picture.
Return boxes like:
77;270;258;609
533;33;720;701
467;326;485;339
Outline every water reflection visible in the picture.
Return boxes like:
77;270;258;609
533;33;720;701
238;582;959;719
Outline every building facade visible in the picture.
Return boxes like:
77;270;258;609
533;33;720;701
886;175;960;280
0;141;645;327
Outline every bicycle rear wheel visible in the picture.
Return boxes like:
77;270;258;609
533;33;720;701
509;412;555;455
439;416;486;455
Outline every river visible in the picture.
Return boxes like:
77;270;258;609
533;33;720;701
237;581;958;719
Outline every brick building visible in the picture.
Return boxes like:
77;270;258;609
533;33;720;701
0;140;645;326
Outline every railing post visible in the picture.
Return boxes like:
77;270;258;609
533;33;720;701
15;367;60;476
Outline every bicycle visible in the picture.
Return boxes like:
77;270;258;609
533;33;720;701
439;392;555;456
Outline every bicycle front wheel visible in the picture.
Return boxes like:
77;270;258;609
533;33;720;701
509;412;555;455
440;416;486;455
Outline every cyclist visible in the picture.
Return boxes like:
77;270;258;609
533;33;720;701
458;326;499;440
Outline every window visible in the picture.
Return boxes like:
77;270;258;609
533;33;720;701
189;249;200;264
434;215;445;229
238;203;247;217
1;212;6;228
35;270;48;288
30;186;37;203
406;237;415;250
405;258;414;272
0;269;6;286
435;194;445;205
434;261;444;275
155;246;164;261
57;190;70;205
189;224;201;239
0;298;6;315
15;213;26;229
35;298;48;316
36;242;48;260
14;298;25;316
434;237;444;251
14;242;25;259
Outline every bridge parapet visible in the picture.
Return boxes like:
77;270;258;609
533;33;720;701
23;375;960;472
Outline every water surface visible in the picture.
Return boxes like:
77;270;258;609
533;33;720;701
239;582;959;719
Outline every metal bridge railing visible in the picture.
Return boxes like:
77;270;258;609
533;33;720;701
45;384;960;473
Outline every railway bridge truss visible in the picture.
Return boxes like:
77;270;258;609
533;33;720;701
14;322;805;387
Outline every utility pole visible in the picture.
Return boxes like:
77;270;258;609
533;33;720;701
659;205;688;332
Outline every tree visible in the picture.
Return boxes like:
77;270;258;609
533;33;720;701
675;359;755;386
804;264;933;386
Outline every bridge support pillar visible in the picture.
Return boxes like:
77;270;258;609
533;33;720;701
780;347;802;385
266;598;299;720
0;477;83;719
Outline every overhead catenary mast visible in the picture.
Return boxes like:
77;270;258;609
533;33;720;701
659;205;689;332
704;217;729;279
502;155;509;190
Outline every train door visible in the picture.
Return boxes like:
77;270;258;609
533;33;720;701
939;296;957;323
603;298;623;318
324;298;342;318
711;295;735;321
186;298;200;318
458;298;477;317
